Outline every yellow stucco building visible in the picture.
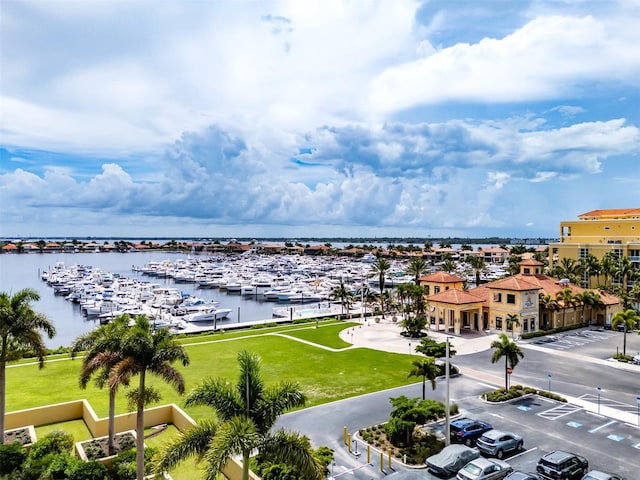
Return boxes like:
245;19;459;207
549;208;640;289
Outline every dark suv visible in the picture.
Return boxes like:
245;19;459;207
449;417;493;446
536;450;588;479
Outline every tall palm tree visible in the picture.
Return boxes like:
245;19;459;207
490;333;524;391
553;257;582;284
468;256;486;286
579;254;601;287
555;288;576;328
156;350;321;480
329;280;355;315
611;309;640;357
408;357;440;400
395;283;412;322
441;259;456;274
600;252;617;288
406;257;428;285
371;256;391;318
71;314;130;455
505;314;521;339
539;293;560;329
0;289;56;442
110;315;189;480
614;256;636;293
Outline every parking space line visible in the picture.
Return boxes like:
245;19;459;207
633;442;640;449
538;404;582;420
589;420;617;433
508;447;537;460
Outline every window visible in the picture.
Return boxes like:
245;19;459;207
434;286;440;294
493;292;502;302
425;285;430;295
506;294;516;304
496;316;502;329
530;318;535;331
579;248;589;258
430;316;436;325
523;319;528;332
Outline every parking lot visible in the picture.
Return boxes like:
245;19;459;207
415;394;640;478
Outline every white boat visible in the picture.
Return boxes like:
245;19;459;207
182;307;232;323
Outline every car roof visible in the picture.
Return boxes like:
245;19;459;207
451;417;476;426
541;450;580;462
583;471;621;480
481;429;511;439
468;457;508;468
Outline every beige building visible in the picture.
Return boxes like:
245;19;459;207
425;259;622;336
549;208;640;289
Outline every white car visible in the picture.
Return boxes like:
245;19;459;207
457;457;514;480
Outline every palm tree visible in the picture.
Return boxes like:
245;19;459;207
329;280;355;315
0;289;56;442
406;257;428;285
408;357;440;400
553;257;582;284
110;315;189;480
600;252;617;288
490;333;524;391
71;314;130;455
441;259;456;274
579;254;601;287
555;288;576;328
395;283;412;322
539;293;559;329
611;309;640;357
372;256;391;318
506;314;521;339
156;350;322;480
614;256;636;293
468;256;486;286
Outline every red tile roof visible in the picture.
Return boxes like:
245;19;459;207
486;276;540;292
420;272;465;283
427;289;484;305
579;208;640;218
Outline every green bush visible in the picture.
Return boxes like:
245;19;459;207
28;431;74;460
0;442;27;475
484;385;566;403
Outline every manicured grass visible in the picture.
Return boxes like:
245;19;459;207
277;322;355;349
7;320;416;422
36;419;92;444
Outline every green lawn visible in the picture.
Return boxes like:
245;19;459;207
8;320;414;422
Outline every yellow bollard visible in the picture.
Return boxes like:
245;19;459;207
388;450;392;469
380;452;384;472
347;434;351;453
343;426;347;445
367;444;370;464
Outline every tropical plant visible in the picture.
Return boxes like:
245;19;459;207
71;314;131;455
110;316;189;480
408;357;440;400
579;254;601;287
539;293;560;329
600;252;618;288
400;315;428;338
0;288;56;442
329;280;355;315
156;350;322;480
506;313;521;339
372;256;391;317
490;333;524;390
614;256;637;293
415;338;456;359
468;256;486;286
406;257;428;285
611;309;640;356
555;288;576;327
441;259;456;273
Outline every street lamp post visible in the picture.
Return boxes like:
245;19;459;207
636;396;640;426
548;373;552;395
597;386;602;414
445;336;451;446
408;342;412;355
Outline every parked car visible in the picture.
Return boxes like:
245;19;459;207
456;457;513;480
505;473;543;480
581;471;625;480
536;450;588;479
476;430;524;459
426;444;480;477
450;417;493;446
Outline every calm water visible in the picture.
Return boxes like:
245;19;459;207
0;252;278;348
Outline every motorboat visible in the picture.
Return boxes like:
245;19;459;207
182;307;232;323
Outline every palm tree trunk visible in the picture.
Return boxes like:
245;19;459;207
242;450;250;480
504;357;508;391
108;389;116;455
422;377;426;400
623;325;627;356
136;372;146;480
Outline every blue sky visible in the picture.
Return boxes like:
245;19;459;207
1;0;639;239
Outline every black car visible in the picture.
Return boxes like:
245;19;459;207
450;417;493;446
536;450;588;479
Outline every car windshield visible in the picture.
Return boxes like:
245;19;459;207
462;464;482;475
480;436;494;444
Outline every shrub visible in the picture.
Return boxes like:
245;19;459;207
0;442;27;475
28;431;74;460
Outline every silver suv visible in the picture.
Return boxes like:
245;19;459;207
476;430;524;459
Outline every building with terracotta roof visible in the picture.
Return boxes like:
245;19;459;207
549;209;640;289
425;259;622;335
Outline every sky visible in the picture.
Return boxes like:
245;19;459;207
1;0;639;240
